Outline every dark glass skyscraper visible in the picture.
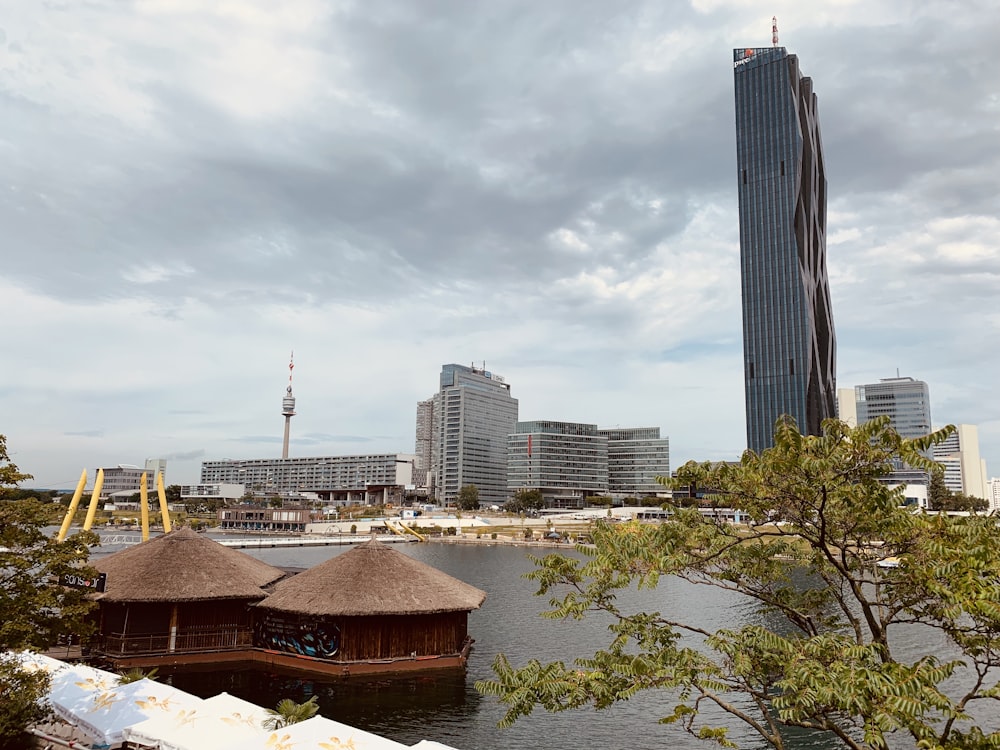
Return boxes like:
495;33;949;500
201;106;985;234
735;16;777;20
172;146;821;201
734;46;836;453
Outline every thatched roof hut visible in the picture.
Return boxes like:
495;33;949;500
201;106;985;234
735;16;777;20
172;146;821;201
258;539;486;616
253;540;486;667
93;527;286;603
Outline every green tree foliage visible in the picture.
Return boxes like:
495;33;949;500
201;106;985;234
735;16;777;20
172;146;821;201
0;435;99;747
263;695;319;730
456;484;481;511
0;655;51;749
929;471;988;512
477;418;1000;750
505;489;544;514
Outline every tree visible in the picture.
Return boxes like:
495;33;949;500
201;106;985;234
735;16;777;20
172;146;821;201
505;489;544;514
456;484;480;511
0;658;51;750
263;695;319;730
477;418;1000;750
928;469;951;510
0;435;99;748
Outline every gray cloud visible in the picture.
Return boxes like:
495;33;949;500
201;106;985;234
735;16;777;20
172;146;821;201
2;0;998;485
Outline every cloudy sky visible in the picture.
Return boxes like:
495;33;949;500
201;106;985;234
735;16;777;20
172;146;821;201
2;0;997;489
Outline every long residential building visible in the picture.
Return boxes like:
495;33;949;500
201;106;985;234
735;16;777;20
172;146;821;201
200;453;417;505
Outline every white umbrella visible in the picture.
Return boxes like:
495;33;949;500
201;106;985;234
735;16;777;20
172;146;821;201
248;715;409;750
124;691;268;750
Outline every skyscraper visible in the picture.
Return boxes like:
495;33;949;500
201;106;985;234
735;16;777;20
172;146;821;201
855;376;932;441
426;363;518;507
734;45;837;453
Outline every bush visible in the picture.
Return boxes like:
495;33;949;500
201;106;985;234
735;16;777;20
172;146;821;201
350;524;357;534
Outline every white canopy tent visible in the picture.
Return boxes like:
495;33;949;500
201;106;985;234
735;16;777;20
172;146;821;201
239;715;410;750
10;651;464;750
123;691;269;750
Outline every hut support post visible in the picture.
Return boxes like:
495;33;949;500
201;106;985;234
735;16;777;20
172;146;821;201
168;604;178;653
57;469;88;541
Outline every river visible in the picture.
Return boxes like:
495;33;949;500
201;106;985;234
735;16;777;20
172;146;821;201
142;541;846;750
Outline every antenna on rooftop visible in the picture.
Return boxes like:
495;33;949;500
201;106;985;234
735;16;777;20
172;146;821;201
772;16;779;47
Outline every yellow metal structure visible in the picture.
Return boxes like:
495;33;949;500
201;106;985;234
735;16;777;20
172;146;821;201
140;472;150;542
56;469;88;542
156;471;172;532
82;468;105;531
398;521;426;542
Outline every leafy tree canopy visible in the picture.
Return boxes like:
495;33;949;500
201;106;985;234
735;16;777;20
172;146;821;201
456;484;481;511
477;417;1000;750
505;489;544;514
0;435;99;746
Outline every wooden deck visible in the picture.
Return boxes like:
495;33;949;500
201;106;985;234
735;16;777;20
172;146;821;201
91;639;474;678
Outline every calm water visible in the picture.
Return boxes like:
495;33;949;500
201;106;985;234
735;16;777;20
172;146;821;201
143;542;844;750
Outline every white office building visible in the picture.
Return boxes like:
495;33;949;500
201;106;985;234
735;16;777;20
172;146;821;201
933;424;988;499
598;427;670;498
96;459;167;499
508;421;609;508
425;363;519;507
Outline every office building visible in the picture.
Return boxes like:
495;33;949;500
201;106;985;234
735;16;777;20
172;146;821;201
988;478;1000;514
97;459;167;500
598;427;670;498
200;453;416;505
734;45;837;453
414;397;435;490
933;424;988;499
426;363;519;507
855;377;932;441
508;421;609;508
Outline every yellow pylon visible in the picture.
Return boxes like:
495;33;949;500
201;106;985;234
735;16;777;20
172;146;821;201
140;472;150;542
157;471;172;533
56;469;88;542
82;468;105;531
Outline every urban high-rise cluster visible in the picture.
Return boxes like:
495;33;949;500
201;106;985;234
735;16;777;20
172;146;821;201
94;39;996;516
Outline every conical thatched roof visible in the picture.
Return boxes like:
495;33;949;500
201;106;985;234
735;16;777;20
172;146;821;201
257;539;486;616
93;527;286;603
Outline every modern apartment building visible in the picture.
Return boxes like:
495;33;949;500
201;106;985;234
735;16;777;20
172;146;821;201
734;45;837;453
426;363;519;507
199;454;416;505
933;424;988;499
508;421;609;508
598;427;670;497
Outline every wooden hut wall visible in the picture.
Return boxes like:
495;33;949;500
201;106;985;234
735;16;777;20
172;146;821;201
177;599;255;631
254;610;470;662
338;613;469;661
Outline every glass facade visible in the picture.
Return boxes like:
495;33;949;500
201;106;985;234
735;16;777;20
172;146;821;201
508;421;609;509
734;46;837;453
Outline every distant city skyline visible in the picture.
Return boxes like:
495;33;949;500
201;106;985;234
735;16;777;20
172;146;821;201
2;4;997;487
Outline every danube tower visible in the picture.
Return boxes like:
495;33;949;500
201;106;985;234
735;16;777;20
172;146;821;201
733;24;837;454
281;352;296;459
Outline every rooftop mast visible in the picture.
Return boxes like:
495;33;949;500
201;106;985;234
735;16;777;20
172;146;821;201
772;15;778;47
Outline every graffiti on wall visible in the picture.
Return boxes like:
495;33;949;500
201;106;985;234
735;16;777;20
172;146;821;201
254;615;340;658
